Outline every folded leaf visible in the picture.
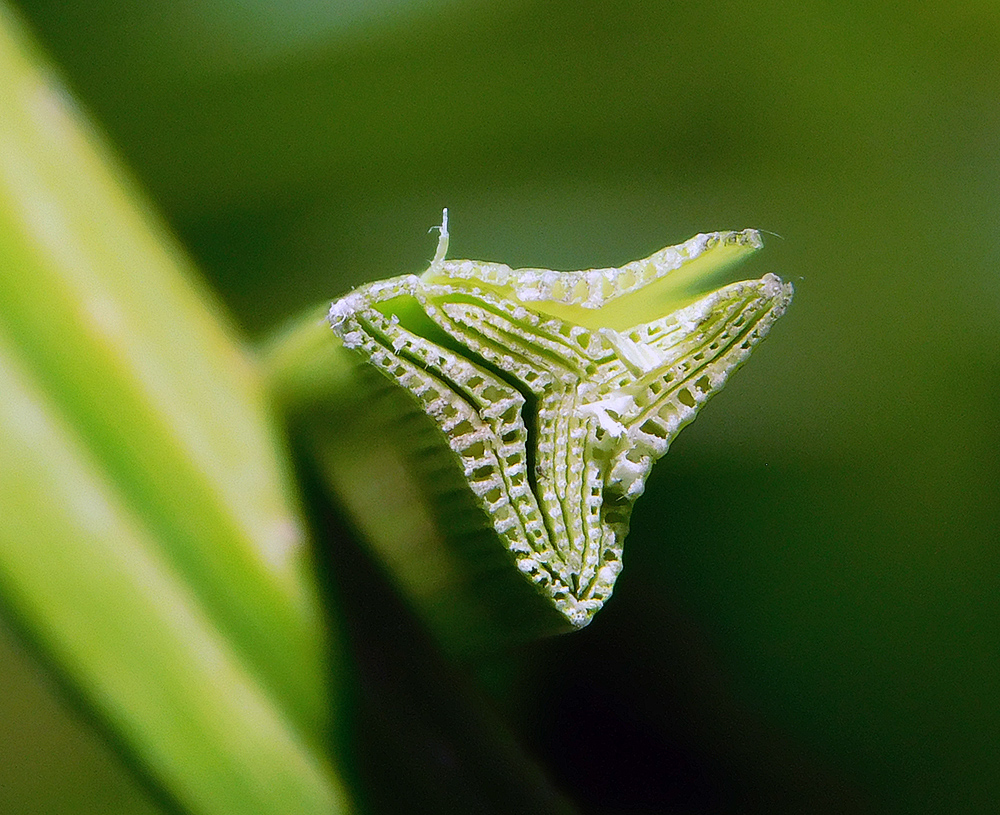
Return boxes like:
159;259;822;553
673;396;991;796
329;219;792;632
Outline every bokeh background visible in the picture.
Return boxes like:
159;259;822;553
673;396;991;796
2;0;998;812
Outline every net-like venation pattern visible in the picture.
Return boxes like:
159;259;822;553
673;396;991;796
329;236;792;628
425;230;763;311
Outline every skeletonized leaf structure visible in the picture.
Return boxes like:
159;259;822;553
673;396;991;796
329;225;792;635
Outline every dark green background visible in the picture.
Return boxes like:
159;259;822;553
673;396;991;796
3;0;997;812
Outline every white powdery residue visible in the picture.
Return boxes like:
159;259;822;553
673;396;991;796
463;455;496;477
443;357;471;382
517;556;539;574
656;410;681;436
761;272;787;299
463;260;505;285
388;315;409;352
558;599;590;628
497;263;516;284
369;275;415;301
609;455;649;497
514;269;557;302
446;260;474;280
582;268;605;308
497;439;524;460
471;473;505;498
599;327;666;375
508;482;531;501
623;473;647;499
655;246;683;273
598;563;621;584
536;320;563;343
340;329;364;349
578;393;636;438
668;294;712;336
683;232;711;259
327;292;365;328
515;284;541;302
440;413;469;434
468;426;494;447
508;537;532;556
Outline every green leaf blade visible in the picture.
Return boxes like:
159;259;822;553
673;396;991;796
0;337;349;815
0;9;351;812
0;7;331;740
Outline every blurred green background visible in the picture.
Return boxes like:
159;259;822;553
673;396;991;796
3;0;997;812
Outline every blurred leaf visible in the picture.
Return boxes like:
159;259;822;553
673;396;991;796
0;6;350;813
0;617;167;814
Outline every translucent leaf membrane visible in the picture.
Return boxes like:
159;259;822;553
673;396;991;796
329;225;792;633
